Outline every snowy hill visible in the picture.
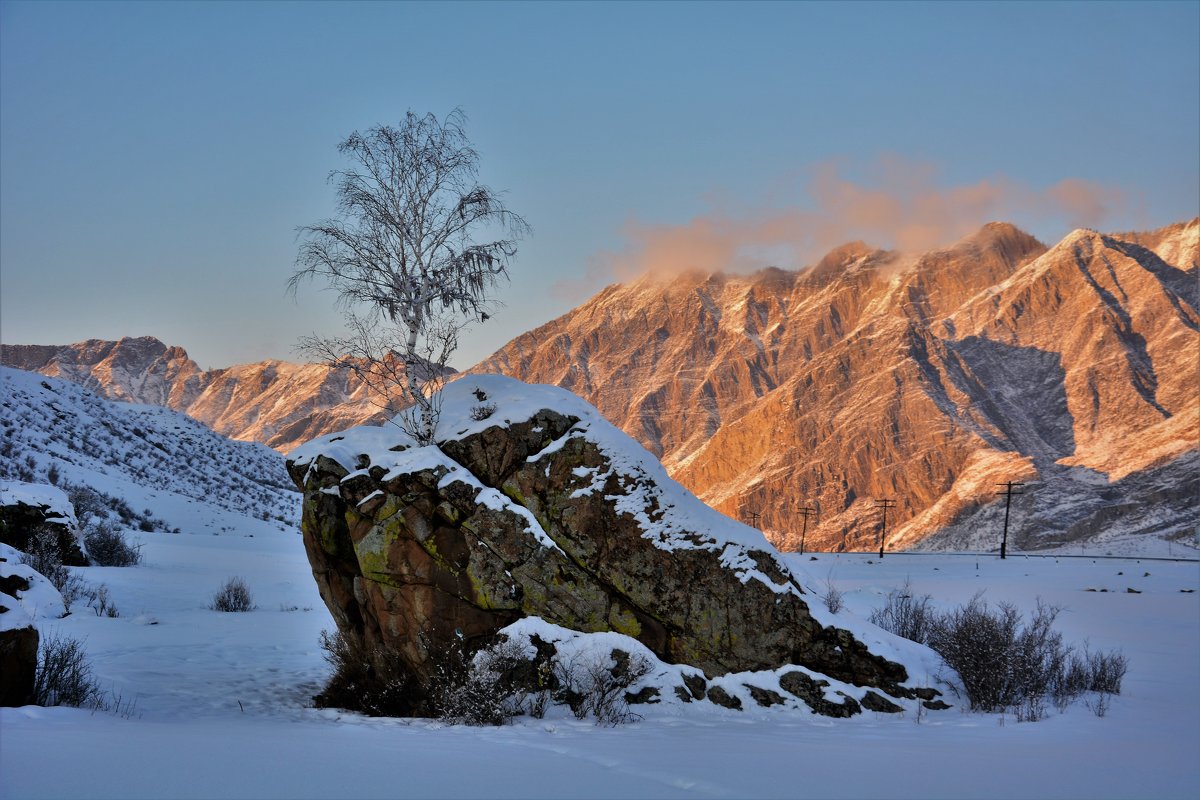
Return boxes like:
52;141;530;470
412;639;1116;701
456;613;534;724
1;337;391;454
0;367;299;535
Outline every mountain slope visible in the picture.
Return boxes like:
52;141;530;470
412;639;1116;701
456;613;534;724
474;219;1199;552
0;366;299;531
1;338;389;454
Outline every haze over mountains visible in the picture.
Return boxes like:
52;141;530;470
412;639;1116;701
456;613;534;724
4;219;1197;552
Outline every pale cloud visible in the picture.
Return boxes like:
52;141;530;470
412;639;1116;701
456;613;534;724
554;156;1130;301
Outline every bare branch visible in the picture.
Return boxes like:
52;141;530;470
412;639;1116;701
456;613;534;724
290;109;526;443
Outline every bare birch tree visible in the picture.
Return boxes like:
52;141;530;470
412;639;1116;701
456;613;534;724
289;109;528;443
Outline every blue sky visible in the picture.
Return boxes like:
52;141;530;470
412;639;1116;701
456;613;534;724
2;0;1197;370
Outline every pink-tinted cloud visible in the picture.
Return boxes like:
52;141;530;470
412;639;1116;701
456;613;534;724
554;157;1130;301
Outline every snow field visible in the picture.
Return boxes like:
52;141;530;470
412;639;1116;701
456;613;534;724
2;527;1197;799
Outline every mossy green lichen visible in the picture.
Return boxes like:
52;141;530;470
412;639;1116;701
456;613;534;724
607;605;642;638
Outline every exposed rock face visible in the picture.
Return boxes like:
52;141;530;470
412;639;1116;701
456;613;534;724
288;376;939;713
0;621;38;707
473;219;1199;551
0;482;88;567
0;563;39;707
0;337;393;454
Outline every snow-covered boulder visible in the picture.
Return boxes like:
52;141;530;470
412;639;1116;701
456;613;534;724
288;375;945;716
0;481;88;566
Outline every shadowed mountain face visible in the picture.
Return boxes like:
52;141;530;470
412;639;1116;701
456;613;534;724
473;220;1199;551
4;219;1197;550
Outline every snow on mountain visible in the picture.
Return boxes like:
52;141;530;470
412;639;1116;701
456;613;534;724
0;366;299;535
0;338;389;454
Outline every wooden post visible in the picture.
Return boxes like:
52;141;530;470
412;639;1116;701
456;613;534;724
875;499;896;558
797;506;816;555
995;482;1025;559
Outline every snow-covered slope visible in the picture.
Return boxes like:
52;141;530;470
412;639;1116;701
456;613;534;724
0;366;299;535
1;338;390;454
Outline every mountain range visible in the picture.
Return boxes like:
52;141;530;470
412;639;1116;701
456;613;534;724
1;337;389;454
3;218;1196;552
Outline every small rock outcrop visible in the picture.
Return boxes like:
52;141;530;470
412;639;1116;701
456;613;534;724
0;482;88;567
0;561;39;707
288;376;943;715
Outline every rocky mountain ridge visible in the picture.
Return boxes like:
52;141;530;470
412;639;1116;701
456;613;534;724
474;219;1199;553
5;219;1196;552
2;338;390;454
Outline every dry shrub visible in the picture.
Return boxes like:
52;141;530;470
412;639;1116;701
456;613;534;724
210;577;254;612
872;589;1127;719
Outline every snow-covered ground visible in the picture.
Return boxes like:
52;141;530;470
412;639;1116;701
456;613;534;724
2;517;1197;799
2;367;1198;798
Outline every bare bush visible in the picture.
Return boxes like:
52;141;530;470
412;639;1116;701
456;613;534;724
926;595;1069;713
868;580;934;643
83;520;142;567
469;402;497;421
553;648;652;726
86;583;119;618
18;526;70;582
431;637;531;726
821;578;844;614
875;589;1129;720
65;482;106;525
33;631;104;708
1086;648;1128;695
317;629;416;717
1086;691;1111;718
210;577;254;612
18;534;89;615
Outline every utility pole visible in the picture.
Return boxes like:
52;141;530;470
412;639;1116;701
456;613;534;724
796;506;817;555
875;499;896;559
747;510;761;529
995;482;1024;559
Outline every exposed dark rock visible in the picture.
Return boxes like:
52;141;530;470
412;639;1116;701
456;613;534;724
706;685;743;710
0;498;87;567
682;673;708;700
745;684;786;707
0;569;37;707
779;670;862;718
625;686;660;705
0;624;38;707
862;690;904;713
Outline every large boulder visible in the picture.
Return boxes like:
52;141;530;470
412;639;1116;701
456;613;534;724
288;376;942;714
